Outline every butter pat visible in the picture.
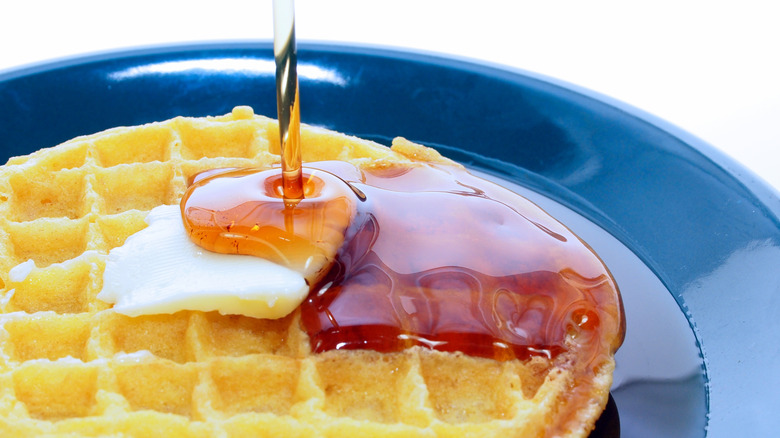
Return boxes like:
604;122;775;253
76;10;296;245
97;205;308;319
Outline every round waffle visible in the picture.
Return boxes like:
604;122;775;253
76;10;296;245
0;107;622;437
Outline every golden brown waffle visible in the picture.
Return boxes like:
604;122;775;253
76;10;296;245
0;107;617;437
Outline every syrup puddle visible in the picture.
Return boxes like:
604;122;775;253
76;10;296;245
472;169;707;437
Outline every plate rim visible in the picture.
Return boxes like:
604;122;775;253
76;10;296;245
3;39;776;214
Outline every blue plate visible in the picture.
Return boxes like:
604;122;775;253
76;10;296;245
2;42;778;436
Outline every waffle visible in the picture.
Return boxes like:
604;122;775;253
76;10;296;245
0;106;621;437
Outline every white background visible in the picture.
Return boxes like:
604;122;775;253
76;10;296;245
2;0;778;191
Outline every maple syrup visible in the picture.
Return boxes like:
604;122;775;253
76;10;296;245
273;0;304;200
181;160;625;363
181;166;356;283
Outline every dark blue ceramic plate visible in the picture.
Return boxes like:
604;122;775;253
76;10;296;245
1;42;778;437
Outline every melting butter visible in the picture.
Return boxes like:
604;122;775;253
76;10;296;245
97;205;308;319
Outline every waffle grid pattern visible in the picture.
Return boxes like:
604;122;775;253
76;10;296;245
0;107;610;437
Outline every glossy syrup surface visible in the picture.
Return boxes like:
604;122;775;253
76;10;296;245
181;161;624;362
182;166;356;283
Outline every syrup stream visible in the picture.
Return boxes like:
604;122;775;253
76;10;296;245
273;0;304;200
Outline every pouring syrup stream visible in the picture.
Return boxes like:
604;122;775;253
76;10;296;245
273;0;304;200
